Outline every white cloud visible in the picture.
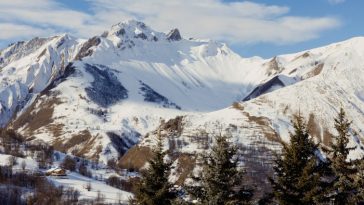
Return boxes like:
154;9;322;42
0;23;54;39
0;0;341;46
0;0;92;41
84;0;340;44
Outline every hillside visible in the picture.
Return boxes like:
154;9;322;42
1;21;362;165
0;20;271;162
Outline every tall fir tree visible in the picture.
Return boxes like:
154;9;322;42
270;114;323;205
355;159;364;203
188;133;253;205
131;130;176;205
325;108;358;204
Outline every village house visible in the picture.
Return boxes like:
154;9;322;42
45;167;67;176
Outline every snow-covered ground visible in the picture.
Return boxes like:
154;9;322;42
0;152;133;203
49;172;132;204
0;153;38;171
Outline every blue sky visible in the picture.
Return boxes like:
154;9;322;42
231;0;364;57
0;0;362;58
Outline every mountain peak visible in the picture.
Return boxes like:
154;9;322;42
166;28;182;41
106;20;185;45
108;20;160;42
111;20;149;33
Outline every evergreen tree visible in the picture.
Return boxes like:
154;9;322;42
355;159;364;203
61;155;76;171
188;133;253;205
270;114;323;205
131;130;176;205
325;108;358;204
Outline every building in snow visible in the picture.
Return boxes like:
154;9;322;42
45;167;67;176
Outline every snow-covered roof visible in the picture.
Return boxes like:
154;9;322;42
46;167;65;172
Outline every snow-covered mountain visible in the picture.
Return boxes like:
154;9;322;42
0;35;82;124
1;20;364;165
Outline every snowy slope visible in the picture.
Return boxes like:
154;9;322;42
0;34;83;125
1;20;364;165
4;20;276;162
132;37;364;167
49;172;132;204
115;38;364;194
0;152;133;203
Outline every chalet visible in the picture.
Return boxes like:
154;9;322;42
45;167;67;176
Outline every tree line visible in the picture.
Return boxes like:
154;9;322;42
131;108;364;205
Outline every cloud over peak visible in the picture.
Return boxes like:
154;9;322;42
0;0;341;46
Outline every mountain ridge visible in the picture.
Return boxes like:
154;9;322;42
1;20;364;163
